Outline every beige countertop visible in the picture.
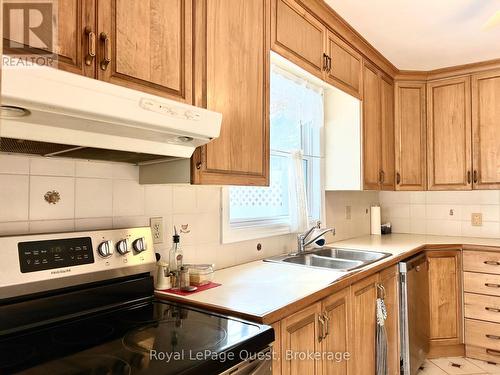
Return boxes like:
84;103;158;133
155;233;500;324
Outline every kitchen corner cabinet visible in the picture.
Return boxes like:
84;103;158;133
395;81;427;190
362;62;395;190
472;69;500;189
427;250;463;354
427;77;472;191
271;0;362;98
97;0;193;102
190;0;270;186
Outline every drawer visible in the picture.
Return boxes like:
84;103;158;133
465;293;500;323
464;272;500;296
464;250;500;274
465;319;500;351
466;345;500;365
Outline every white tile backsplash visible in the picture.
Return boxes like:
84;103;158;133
29;176;75;220
0;174;29;221
0;154;294;270
381;190;500;238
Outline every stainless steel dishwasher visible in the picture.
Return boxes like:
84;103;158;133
399;254;430;375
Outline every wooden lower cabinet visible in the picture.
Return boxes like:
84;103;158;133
276;268;400;375
281;302;323;375
426;250;463;355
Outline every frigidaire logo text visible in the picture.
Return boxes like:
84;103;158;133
51;268;71;275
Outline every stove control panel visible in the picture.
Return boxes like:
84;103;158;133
18;237;95;273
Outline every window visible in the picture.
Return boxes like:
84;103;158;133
222;61;324;243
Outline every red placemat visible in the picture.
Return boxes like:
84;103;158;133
159;282;221;296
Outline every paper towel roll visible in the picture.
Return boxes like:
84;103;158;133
370;206;381;235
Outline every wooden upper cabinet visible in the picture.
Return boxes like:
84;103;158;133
349;274;378;375
325;31;362;98
97;0;193;102
380;75;395;190
427;77;472;191
281;302;323;375
472;69;500;189
321;288;350;375
395;81;427;190
363;63;382;190
271;0;326;79
427;250;462;346
191;0;270;185
3;0;95;77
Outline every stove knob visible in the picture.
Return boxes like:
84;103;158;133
97;240;113;258
116;239;129;255
133;237;147;253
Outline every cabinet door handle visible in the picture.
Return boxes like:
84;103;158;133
467;170;471;184
84;26;96;66
327;55;332;72
396;172;401;185
486;334;500;340
380;170;385;184
486;349;500;357
484;260;500;266
485;283;500;288
473;170;478;184
318;314;325;342
323;312;330;338
323;53;329;71
100;32;111;71
485;307;500;313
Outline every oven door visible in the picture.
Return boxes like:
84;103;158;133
219;347;272;375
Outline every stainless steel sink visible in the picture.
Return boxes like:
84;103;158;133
265;247;391;272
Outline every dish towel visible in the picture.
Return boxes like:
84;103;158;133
376;297;388;375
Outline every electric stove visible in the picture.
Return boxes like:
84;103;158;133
0;228;274;375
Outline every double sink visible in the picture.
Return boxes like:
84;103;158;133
265;247;391;272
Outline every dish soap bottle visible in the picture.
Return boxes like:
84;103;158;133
168;226;183;289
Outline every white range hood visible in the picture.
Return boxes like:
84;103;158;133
0;63;222;163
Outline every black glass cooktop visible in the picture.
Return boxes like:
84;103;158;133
0;300;274;375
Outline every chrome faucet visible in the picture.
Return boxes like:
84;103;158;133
296;221;335;254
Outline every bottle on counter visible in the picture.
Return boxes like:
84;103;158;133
168;226;183;289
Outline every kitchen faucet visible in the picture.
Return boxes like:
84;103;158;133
296;221;335;254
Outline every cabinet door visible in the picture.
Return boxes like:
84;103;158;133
395;82;427;190
363;63;382;190
472;69;500;189
427;77;472;190
281;302;323;375
191;0;270;185
350;274;378;375
325;31;362;98
3;0;95;77
97;0;192;102
271;0;326;79
321;288;350;375
380;75;395;190
379;266;400;375
427;250;462;347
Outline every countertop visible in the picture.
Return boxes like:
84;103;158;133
155;233;500;324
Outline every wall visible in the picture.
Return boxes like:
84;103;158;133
380;191;500;238
324;191;379;241
0;153;295;269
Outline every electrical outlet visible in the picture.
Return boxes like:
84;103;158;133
471;213;483;227
150;217;164;244
345;206;351;220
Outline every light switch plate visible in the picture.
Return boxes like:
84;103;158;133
150;217;164;244
471;213;483;227
345;205;351;220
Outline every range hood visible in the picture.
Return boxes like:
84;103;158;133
0;63;222;173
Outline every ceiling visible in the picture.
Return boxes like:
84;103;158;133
324;0;500;70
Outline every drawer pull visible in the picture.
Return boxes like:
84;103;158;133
486;283;500;288
484;260;500;266
485;307;500;313
486;334;500;340
486;349;500;357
